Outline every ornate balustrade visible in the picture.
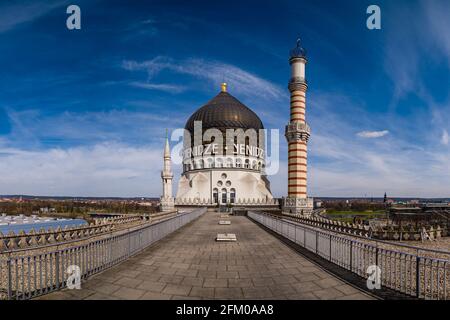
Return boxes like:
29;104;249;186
0;212;178;253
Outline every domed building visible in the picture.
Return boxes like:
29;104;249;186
172;83;275;207
161;39;313;215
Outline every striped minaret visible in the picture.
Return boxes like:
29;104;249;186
284;39;313;215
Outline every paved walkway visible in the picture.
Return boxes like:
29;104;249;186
38;212;373;300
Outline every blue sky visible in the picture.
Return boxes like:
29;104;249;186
0;0;449;198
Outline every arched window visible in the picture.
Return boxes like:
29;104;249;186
207;158;213;168
230;188;236;204
221;188;227;204
244;159;250;169
252;160;257;169
216;157;222;168
213;188;218;204
236;158;242;168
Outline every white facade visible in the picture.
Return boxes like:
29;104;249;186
176;165;273;205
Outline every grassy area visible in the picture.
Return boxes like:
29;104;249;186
325;210;386;223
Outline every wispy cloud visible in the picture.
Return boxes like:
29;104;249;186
356;130;389;139
122;56;284;100
4;108;185;148
441;129;449;146
0;0;67;33
129;81;186;93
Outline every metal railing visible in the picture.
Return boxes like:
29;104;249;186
248;211;449;300
0;208;206;300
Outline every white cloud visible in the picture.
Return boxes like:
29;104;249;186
129;81;186;93
122;56;284;100
356;130;389;139
306;91;450;198
442;129;449;145
0;143;179;197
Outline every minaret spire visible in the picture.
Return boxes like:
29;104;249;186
164;129;170;158
160;130;174;212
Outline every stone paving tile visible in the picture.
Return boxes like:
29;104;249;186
172;295;201;300
336;293;373;300
114;276;142;288
203;278;228;288
293;272;321;283
227;265;248;271
313;288;345;300
252;277;276;287
112;287;146;300
85;292;116;300
291;281;323;293
215;287;244;299
137;280;166;292
182;277;204;287
198;270;217;278
314;277;343;289
216;271;239;279
286;292;318;300
189;287;215;299
228;278;253;288
176;269;199;277
116;269;141;278
272;275;297;285
38;212;373;300
94;283;121;295
268;284;297;296
242;287;273;299
158;275;184;285
162;284;192;296
140;291;173;300
335;284;362;296
135;271;162;282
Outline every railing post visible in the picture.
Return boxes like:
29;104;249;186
315;231;318;254
7;258;12;300
375;247;379;266
55;252;60;289
303;227;306;246
329;235;332;261
416;256;421;298
128;234;131;257
349;241;353;272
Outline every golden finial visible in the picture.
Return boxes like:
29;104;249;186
221;82;227;92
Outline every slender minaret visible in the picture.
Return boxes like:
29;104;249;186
283;39;313;215
160;130;175;212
